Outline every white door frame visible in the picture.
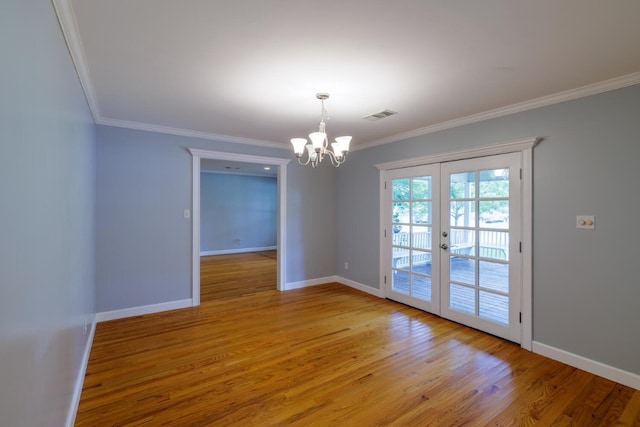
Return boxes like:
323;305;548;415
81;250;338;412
376;137;540;350
188;148;291;306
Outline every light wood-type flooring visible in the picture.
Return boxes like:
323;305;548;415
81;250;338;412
75;252;640;426
200;250;277;301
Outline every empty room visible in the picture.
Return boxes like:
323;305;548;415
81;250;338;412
1;1;640;426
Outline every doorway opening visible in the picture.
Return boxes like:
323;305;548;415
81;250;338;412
188;148;291;306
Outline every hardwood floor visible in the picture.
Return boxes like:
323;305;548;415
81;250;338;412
200;250;277;301
76;256;640;426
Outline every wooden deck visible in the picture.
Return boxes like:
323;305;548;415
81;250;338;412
74;254;640;425
393;256;510;324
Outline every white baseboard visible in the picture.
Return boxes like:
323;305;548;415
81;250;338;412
283;275;340;290
96;299;193;322
532;341;640;390
335;276;385;298
65;314;96;427
200;246;277;256
283;275;385;298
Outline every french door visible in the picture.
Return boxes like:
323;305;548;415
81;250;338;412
384;153;522;343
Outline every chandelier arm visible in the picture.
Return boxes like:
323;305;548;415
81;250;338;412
324;149;346;167
296;150;312;166
297;156;311;166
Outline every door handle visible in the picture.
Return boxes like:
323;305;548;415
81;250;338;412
440;243;448;250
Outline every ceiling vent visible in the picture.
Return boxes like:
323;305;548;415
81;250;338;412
363;109;398;121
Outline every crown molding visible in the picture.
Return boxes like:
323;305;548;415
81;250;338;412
51;0;101;122
99;117;289;150
375;137;541;171
354;72;640;152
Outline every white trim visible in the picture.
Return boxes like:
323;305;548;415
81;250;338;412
376;137;540;171
200;170;277;178
533;341;640;390
284;276;340;291
51;0;100;122
191;153;202;306
65;315;96;427
189;149;291;166
520;148;534;351
189;149;291;301
95;299;192;322
99;118;288;150
283;275;385;298
201;246;277;256
336;276;385;298
356;73;640;151
379;170;388;297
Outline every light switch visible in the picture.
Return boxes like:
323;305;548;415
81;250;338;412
184;209;191;219
576;215;595;229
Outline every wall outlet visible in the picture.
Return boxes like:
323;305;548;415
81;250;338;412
576;215;595;229
344;262;349;270
183;209;191;219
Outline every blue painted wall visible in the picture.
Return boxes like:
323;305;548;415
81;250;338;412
0;1;96;425
201;173;277;253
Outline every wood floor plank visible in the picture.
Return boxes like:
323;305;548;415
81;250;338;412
75;252;640;426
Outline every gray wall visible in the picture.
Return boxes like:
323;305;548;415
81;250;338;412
0;1;96;426
96;125;337;312
337;84;640;376
200;173;277;252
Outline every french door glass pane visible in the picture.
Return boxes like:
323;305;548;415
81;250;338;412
393;202;409;224
412;176;431;199
479;291;508;325
450;172;475;198
392;246;408;268
478;230;508;260
479;169;509;197
479;261;508;292
413;274;432;301
392;270;410;294
450;229;475;256
450;284;475;315
479;201;508;228
411;250;431;274
411;226;431;250
450;200;475;227
393;179;410;200
450;256;475;285
392;231;408;247
412;202;431;224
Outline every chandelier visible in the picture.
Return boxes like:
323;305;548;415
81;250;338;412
290;93;352;168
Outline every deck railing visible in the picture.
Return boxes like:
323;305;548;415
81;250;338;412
393;229;509;269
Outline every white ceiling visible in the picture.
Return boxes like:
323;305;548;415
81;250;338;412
59;0;640;150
